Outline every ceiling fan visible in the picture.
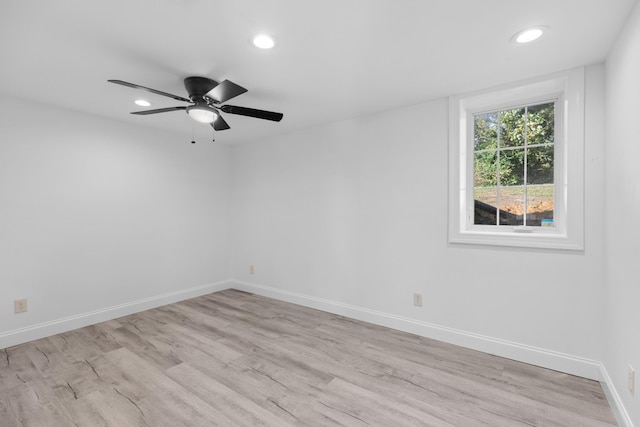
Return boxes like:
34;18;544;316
108;77;283;132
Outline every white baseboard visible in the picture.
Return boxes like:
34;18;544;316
0;280;232;350
231;279;602;380
599;364;635;427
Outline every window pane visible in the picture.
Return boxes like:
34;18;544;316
527;146;554;185
474;188;497;225
474;151;497;187
527;102;554;145
471;101;555;229
500;108;525;148
498;187;524;226
526;185;554;227
499;149;524;186
474;113;498;151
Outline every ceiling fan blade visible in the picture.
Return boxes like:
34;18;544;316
108;80;191;103
220;105;283;122
212;114;231;131
207;80;248;103
131;106;187;115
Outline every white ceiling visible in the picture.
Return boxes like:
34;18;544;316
0;0;636;144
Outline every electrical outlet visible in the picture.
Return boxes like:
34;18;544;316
249;265;255;274
629;365;635;395
413;293;422;307
14;298;28;314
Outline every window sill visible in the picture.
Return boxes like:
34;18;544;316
449;228;583;251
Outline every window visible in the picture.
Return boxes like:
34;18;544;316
448;68;584;250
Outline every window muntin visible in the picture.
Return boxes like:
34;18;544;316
472;102;555;227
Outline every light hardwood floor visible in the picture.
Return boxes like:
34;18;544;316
0;289;617;426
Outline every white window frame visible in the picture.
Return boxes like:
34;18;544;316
448;67;584;250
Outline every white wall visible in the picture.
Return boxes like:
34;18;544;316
231;65;606;375
0;95;232;346
605;1;640;424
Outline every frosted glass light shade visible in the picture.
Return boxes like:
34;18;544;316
187;105;217;123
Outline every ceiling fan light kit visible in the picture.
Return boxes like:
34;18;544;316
186;104;217;123
108;76;283;137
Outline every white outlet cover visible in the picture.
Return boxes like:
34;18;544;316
14;299;28;313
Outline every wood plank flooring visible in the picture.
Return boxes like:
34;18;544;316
0;289;617;426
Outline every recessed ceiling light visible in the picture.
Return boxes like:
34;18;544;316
135;99;151;107
512;26;547;44
252;34;276;49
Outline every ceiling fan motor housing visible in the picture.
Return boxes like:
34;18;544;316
184;76;218;100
